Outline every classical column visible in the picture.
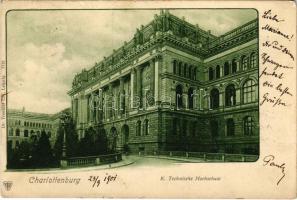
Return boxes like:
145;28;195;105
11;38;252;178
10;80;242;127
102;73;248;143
136;66;142;108
104;90;107;121
236;88;240;105
96;88;102;122
108;84;113;119
219;91;224;108
92;92;97;123
130;69;135;109
119;77;125;115
184;92;188;109
236;59;240;72
207;95;210;110
150;59;155;97
199;89;203;110
154;55;161;105
88;94;94;122
193;89;197;110
80;94;87;125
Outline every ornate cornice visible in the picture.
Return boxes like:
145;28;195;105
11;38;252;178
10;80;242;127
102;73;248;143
69;14;258;96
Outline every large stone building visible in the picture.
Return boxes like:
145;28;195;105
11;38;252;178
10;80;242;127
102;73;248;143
68;10;259;155
7;108;70;149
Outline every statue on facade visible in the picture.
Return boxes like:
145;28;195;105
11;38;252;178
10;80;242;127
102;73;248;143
162;12;170;32
152;15;163;32
134;28;143;46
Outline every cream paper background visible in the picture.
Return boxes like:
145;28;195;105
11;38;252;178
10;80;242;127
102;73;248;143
0;1;296;198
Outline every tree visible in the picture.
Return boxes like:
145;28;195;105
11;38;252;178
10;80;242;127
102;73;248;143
65;118;79;157
94;128;108;155
32;130;53;167
77;128;95;156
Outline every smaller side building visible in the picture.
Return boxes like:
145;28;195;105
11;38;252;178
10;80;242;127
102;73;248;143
7;107;69;149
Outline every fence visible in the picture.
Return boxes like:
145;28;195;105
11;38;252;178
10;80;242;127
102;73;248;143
61;152;122;168
139;150;258;162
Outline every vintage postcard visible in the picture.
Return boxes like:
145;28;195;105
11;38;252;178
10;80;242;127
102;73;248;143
0;0;296;198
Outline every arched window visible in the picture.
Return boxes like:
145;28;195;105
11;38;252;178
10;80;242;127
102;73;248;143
173;60;177;74
225;84;236;106
188;87;194;109
176;85;183;109
216;65;220;79
243;116;254;136
24;130;29;137
178;62;182;76
224;61;230;76
172;118;180;135
9;128;13;136
188;65;192;79
232;59;237;73
242;55;248;70
193;68;197;80
136;120;141;136
210;88;220;109
183;63;187;77
209;67;214;80
226;118;235;136
15;128;20;137
143;119;149;135
250;52;257;68
210;120;219;138
243;79;256;103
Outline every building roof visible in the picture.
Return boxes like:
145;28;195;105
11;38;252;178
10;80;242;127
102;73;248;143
69;10;258;95
7;108;70;121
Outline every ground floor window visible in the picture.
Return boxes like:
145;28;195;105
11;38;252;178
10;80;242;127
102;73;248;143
226;118;235;136
210;120;219;138
243;116;254;135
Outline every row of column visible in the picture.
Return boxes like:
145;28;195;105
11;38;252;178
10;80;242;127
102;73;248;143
131;55;160;109
73;55;162;125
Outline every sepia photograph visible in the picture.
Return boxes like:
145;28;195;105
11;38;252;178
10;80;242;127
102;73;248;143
6;9;259;170
0;1;295;198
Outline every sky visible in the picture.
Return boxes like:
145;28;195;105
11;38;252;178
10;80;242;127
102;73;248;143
7;9;257;114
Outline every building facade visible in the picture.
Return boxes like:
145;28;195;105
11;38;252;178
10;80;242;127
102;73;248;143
7;108;69;149
68;10;259;156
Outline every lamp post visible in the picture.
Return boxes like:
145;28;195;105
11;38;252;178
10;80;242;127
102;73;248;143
59;112;70;168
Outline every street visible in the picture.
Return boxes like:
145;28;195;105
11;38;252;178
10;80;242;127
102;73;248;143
124;156;184;168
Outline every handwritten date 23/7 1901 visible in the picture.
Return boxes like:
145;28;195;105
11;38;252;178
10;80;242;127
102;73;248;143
88;174;117;188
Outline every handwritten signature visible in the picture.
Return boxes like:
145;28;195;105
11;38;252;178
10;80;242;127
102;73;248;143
263;155;286;185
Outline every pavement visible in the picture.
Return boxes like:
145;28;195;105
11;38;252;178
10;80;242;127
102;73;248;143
7;155;206;173
141;155;205;163
7;155;137;173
